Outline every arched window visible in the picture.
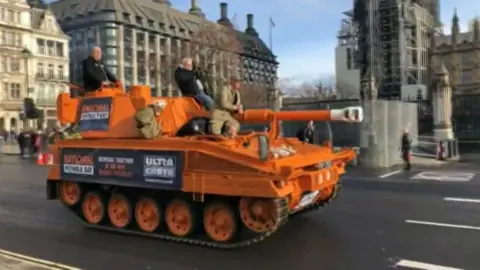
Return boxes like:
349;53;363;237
57;65;64;80
48;64;54;79
37;63;44;77
59;84;66;93
48;84;55;99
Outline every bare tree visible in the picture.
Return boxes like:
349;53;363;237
240;83;269;108
186;22;243;95
279;78;336;100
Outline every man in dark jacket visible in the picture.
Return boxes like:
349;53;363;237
82;46;117;93
401;129;412;170
297;120;315;143
174;58;213;110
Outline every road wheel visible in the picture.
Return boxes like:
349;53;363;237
239;197;278;233
203;201;239;242
135;196;162;233
59;181;82;207
82;191;106;225
107;193;133;229
165;199;197;237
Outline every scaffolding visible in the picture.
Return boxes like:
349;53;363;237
348;0;439;99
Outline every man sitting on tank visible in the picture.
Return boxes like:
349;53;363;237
82;46;118;93
221;121;238;138
174;58;214;111
210;75;242;135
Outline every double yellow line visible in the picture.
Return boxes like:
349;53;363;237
0;248;82;270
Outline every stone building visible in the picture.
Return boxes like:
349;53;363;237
432;11;480;93
49;0;278;98
0;0;70;132
431;12;480;140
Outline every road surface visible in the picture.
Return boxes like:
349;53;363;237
1;156;479;270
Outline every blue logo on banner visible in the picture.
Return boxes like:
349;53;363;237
78;98;112;132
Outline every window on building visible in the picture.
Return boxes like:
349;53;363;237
87;28;94;40
37;63;44;76
38;83;45;99
47;40;54;55
5;32;12;45
48;64;54;78
10;57;19;72
16;11;21;24
1;56;7;72
10;83;20;99
55;42;64;57
6;10;13;22
48;84;55;99
3;82;8;99
46;18;53;30
14;33;21;47
37;39;45;54
58;65;64;79
462;70;473;83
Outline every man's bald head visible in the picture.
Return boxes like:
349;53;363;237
91;46;102;61
182;57;193;70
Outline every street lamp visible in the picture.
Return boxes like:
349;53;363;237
21;48;32;129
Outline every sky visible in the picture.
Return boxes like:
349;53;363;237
168;0;477;84
46;0;478;83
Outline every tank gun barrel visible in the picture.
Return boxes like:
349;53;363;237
239;106;363;123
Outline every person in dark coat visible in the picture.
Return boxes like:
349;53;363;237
174;58;213;110
82;46;118;93
401;129;412;170
297;120;315;144
17;130;25;157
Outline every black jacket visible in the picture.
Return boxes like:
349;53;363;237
401;133;411;152
174;67;199;96
297;126;315;144
82;56;117;92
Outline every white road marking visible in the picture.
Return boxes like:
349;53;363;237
395;259;464;270
411;171;475;182
379;170;402;178
444;197;480;203
0;248;82;270
405;220;480;231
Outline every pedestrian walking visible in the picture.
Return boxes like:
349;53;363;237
401;129;412;170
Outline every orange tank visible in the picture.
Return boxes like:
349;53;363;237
44;83;363;249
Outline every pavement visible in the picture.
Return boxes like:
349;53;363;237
1;156;480;270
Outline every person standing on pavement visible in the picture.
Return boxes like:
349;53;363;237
297;120;315;144
401;129;412;170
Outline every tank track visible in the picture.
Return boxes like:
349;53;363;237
65;193;289;249
291;182;342;217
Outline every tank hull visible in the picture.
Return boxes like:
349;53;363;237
46;138;345;249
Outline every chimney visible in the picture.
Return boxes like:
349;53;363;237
245;13;258;36
220;2;227;19
189;0;205;18
217;2;233;27
247;14;253;28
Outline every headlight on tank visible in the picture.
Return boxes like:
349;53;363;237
316;173;323;185
324;170;331;181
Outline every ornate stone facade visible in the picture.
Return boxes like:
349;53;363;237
431;11;480;94
0;0;69;131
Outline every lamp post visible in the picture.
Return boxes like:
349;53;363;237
21;48;32;129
